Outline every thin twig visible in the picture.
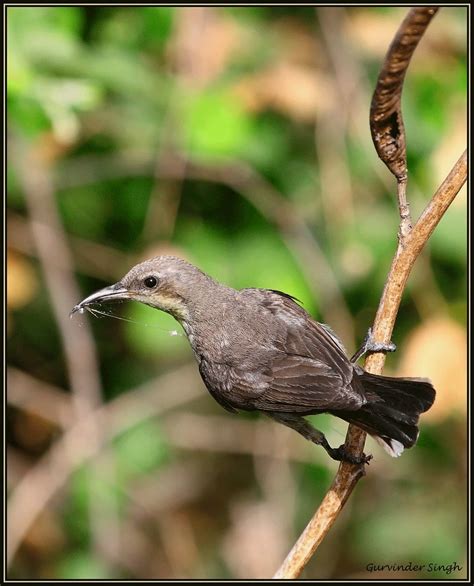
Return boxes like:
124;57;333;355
273;149;466;579
364;150;467;374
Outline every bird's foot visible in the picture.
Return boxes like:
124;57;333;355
324;441;373;465
350;327;396;363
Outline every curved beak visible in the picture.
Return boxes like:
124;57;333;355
70;282;129;316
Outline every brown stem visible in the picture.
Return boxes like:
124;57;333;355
397;176;412;241
273;149;466;579
365;150;467;374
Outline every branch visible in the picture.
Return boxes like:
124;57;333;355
274;148;466;580
274;6;465;578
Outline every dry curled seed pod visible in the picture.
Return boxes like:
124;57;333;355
370;7;439;180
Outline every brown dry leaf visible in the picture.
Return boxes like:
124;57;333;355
7;250;38;310
233;63;335;121
396;317;467;421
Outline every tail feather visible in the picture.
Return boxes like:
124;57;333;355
335;370;435;457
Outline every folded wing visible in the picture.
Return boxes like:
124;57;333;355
236;290;367;413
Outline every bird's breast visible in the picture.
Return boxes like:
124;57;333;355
182;317;252;362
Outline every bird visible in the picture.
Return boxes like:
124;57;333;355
71;255;435;464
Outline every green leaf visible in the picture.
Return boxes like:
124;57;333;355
181;90;252;159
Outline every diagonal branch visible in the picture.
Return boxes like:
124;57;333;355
273;149;466;579
273;6;465;578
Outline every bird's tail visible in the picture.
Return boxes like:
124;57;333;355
335;370;436;457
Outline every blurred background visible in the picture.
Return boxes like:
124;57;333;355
6;6;467;580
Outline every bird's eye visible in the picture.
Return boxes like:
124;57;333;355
143;276;158;289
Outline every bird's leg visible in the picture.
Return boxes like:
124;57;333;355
267;412;372;465
350;327;396;364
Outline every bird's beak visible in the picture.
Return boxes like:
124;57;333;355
70;282;130;316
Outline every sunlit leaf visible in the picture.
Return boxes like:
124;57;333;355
181;90;252;159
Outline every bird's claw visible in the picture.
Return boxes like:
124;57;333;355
350;327;396;363
330;444;373;465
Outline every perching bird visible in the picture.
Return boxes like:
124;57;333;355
71;256;435;464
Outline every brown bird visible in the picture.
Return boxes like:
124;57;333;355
71;256;435;464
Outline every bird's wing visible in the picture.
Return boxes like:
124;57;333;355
236;289;365;413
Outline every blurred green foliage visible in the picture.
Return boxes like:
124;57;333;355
7;6;467;580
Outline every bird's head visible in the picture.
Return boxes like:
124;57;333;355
71;255;217;322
